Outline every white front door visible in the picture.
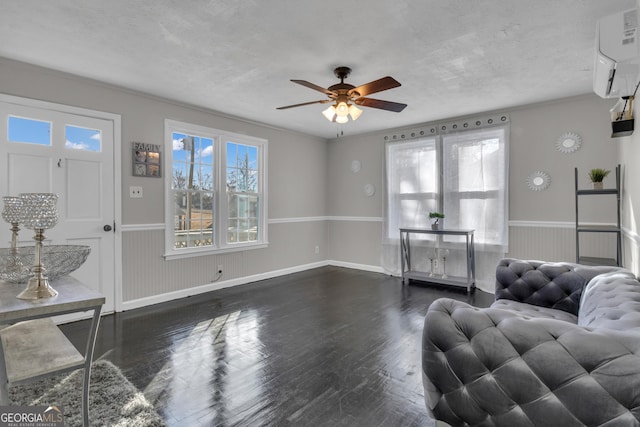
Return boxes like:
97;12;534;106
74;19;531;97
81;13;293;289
0;97;118;313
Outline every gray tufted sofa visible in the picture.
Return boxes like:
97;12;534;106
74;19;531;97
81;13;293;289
422;258;640;427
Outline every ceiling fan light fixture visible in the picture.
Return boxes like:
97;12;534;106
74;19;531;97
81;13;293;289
348;104;362;121
336;101;349;117
278;67;407;125
322;105;337;121
323;102;362;123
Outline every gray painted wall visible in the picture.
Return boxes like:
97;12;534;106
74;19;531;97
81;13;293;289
509;96;620;223
1;57;636;305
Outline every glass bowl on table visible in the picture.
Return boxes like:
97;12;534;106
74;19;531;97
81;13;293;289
0;245;91;283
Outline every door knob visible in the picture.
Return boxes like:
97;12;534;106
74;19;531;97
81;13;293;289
103;224;113;232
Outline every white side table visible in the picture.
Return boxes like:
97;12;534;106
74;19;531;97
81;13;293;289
0;276;104;426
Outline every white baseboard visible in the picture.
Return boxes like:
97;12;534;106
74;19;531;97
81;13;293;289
327;260;386;274
120;260;384;311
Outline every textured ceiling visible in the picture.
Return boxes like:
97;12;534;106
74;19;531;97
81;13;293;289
0;1;635;139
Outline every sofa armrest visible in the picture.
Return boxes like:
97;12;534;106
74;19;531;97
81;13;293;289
579;270;640;331
495;258;620;315
422;298;640;426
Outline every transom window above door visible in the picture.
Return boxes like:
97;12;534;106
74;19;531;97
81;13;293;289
8;116;102;152
8;116;51;146
65;125;101;152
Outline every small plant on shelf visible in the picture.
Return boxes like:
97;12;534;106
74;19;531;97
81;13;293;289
588;168;610;189
429;212;445;230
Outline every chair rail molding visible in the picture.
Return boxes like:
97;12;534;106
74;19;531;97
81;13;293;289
120;216;384;232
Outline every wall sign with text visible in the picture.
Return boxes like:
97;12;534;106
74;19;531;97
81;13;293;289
132;142;162;177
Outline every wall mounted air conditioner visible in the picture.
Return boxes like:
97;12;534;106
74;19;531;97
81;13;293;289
594;8;640;99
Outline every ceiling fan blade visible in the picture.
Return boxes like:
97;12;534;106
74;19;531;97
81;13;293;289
291;80;336;96
355;97;407;112
277;100;331;110
349;76;401;97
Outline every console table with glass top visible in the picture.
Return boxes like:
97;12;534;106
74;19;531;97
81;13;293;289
0;276;104;426
400;228;476;293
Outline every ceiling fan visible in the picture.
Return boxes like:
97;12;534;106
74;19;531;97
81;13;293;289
277;66;407;123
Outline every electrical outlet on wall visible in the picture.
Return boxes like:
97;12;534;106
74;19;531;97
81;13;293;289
129;186;143;198
433;259;439;270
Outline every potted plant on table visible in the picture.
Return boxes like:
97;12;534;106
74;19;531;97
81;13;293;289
429;212;445;230
588;168;610;190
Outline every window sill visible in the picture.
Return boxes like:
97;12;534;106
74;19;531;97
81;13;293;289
164;242;269;260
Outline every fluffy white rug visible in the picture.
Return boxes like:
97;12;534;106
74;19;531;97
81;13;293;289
8;359;165;427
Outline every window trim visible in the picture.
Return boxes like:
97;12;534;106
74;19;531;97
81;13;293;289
164;119;268;259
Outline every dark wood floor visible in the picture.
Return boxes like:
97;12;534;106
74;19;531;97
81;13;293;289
60;266;493;427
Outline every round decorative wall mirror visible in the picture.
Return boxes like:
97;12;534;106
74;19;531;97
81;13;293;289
555;132;582;153
364;184;376;197
527;171;551;191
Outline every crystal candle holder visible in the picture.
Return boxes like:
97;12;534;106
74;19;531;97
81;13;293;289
1;196;26;277
426;248;436;277
441;248;450;279
17;193;59;299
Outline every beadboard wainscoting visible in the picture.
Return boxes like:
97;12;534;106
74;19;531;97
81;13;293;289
121;218;329;310
507;221;620;263
509;221;640;278
120;218;636;311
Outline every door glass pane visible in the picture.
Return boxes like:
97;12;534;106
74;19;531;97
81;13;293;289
65;125;101;152
8;116;51;146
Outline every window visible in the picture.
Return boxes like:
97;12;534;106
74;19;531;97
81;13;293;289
65;125;101;152
385;123;508;248
8;116;51;146
226;142;259;243
442;127;508;246
385;137;438;235
171;133;215;249
164;120;267;258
